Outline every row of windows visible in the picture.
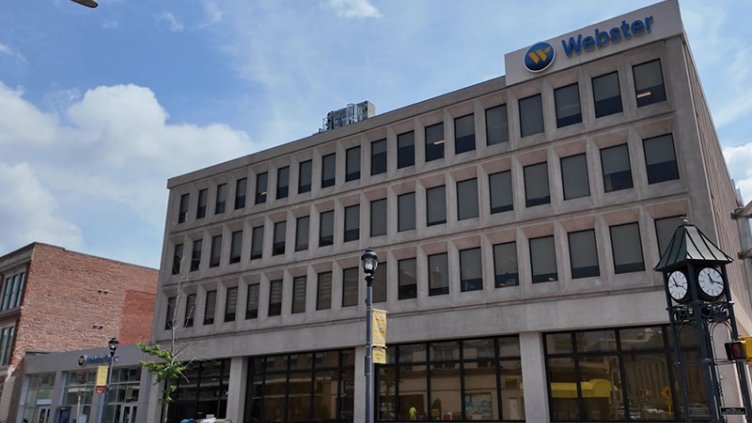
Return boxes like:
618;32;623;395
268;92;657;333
0;271;25;312
0;325;15;366
165;214;682;329
174;59;667;224
170;132;678;273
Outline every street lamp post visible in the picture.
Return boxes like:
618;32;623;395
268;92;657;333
361;250;378;423
101;337;119;423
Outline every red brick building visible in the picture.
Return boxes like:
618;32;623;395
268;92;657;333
0;243;158;423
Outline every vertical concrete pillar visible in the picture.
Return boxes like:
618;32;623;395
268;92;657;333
520;331;550;423
225;356;246;423
353;345;366;423
145;372;162;423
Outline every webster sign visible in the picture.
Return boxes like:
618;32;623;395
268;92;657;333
78;354;119;366
560;16;654;58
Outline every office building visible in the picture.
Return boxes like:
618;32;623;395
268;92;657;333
151;1;752;421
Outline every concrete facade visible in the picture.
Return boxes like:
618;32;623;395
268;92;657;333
152;1;752;422
0;243;158;423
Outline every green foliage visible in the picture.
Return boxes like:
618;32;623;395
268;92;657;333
138;342;186;404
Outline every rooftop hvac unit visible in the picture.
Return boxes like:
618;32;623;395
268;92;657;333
322;101;375;131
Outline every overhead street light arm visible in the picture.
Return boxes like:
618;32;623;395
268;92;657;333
70;0;98;8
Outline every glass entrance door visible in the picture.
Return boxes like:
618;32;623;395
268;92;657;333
112;404;137;423
35;406;51;423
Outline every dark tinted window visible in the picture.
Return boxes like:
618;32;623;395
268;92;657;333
426;186;446;226
524;162;550;207
204;290;217;325
554;83;582;127
633;59;666;107
298;160;312;193
561;153;590;200
225;287;238;322
295;216;309;251
210;234;222;267
460;248;482;292
321;153;336;188
178;193;189;223
457;178;479;220
425;122;444;162
268;280;282;316
644;134;679;184
373;262;387;303
601;144;633;192
371;139;387;175
493;242;518;287
428;253;449;296
530;236;557;283
250;226;264;260
215;183;227;214
398;258;417;300
276;166;289;199
190;239;202;271
235;178;247;209
246;284;259;319
292;276;306;314
486;104;509;145
397;131;415;169
273;221;286;256
255;173;268;204
655;215;683;256
370;199;387;237
172;243;183;275
593;72;622;117
230;230;242;264
568;229;599;278
342;267;359;307
489;170;513;213
184;293;195;327
398;193;415;231
344;205;360;242
610;223;645;274
519;94;544;137
319;211;334;246
346;146;360;182
454;114;475;154
196;189;207;219
317;272;332;310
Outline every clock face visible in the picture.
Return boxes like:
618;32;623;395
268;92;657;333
667;271;688;302
698;267;724;299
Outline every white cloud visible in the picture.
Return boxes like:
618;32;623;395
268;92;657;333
201;1;223;26
0;42;26;63
0;82;252;262
0;163;82;252
723;142;752;203
324;0;382;18
156;12;184;32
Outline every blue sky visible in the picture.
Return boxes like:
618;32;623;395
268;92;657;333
0;0;751;268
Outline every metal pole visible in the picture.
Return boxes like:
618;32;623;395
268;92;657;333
722;265;752;422
100;348;116;423
365;274;374;423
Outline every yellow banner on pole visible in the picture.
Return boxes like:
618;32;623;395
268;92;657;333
372;308;387;347
95;365;109;387
373;346;387;364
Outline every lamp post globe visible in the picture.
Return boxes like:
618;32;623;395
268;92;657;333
361;249;378;276
108;337;119;355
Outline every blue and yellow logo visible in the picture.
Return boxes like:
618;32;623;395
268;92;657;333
524;41;555;72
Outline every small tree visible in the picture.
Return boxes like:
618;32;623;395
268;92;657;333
139;341;187;423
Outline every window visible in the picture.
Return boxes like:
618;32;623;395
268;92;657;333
426;186;446;226
561;153;590;200
375;336;524;422
489;170;513;213
235;178;247;209
268;280;283;317
425;122;444;162
190;239;202;271
273;221;286;256
204;290;217;325
165;296;176;330
601;144;633;192
172;359;231;422
655;215;683;256
486;104;509;146
371;139;387;175
184;293;196;327
321;153;336;188
229;230;242;264
298;160;312;193
292;276;306;314
276;166;289;199
519;94;544;137
554;83;582;127
215;183;227;214
295;216;310;251
346;146;360;182
524;162;550;207
568;229;599;278
493;242;518;287
457;178;479;220
530;235;557;283
370;199;387;237
397;131;414;169
172;244;183;275
196;189;207;219
644;134;679;184
317;272;332;310
251;226;264;260
210;235;222;268
0;326;15;366
460;248;482;292
342;267;359;307
454;114;475;154
374;262;387;303
178;193;189;223
246;284;259;319
428;253;449;296
610;222;645;274
633;59;666;107
255;172;268;204
342;205;360;242
319;211;334;247
398;258;417;300
225;287;238;322
593;71;622;117
0;272;25;312
398;192;416;231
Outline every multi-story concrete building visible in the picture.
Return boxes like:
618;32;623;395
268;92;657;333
0;243;158;423
150;1;752;422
